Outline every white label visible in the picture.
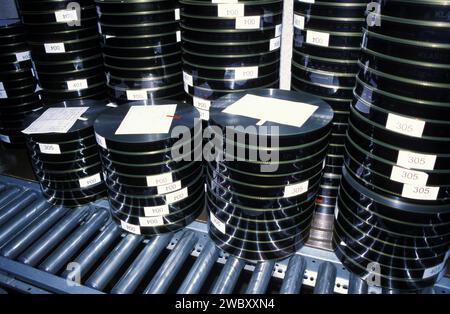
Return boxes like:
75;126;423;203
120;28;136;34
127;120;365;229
284;180;309;198
54;10;78;22
67;79;88;91
397;151;436;171
218;3;245;17
275;24;282;37
15;51;31;62
423;261;446;279
115;105;177;135
235;16;260;29
144;204;170;217
269;37;281;51
212;0;238;3
126;89;148;101
157;181;182;195
146;172;173;187
95;133;107;149
306;30;330;47
233;66;259;80
176;30;181;42
183;72;193;86
121;221;141;235
390;166;429;186
0;90;7;99
38;143;61;154
386;113;425;138
23;107;88;134
294;14;305;30
175;8;180;20
298;0;315;3
166;187;188;204
210;212;226;234
193;97;211;111
44;43;65;53
184;82;189;93
139;216;165;227
197;108;210;121
401;185;439;201
0;134;10;143
79;173;102;188
222;94;318;127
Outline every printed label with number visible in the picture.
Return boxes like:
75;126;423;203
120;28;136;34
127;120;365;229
175;8;180;20
386;113;425;138
54;10;78;22
176;30;181;42
390;166;429;186
139;216;165;227
146;172;173;187
144;204;170;217
284;180;309;198
306;30;330;47
121;220;141;235
38;143;61;154
183;72;193;86
15;51;31;62
193;97;211;111
44;43;65;53
217;3;244;17
235;16;260;29
210;212;226;234
79;173;102;188
126;89;148;101
233;66;258;80
184;82;189;93
275;24;282;37
95;133;107;149
294;14;305;30
67;79;88;91
397;151;436;171
166;187;188;204
157;181;182;195
402;185;439;201
269;37;281;51
197;108;210;121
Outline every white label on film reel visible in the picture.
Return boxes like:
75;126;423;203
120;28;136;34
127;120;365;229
235;16;260;29
233;66;258;80
38;143;61;155
294;14;305;30
176;30;181;42
139;216;165;227
284;180;309;198
183;72;193;86
306;30;329;47
184;82;189;93
157;180;182;195
166;187;188;204
121;220;141;235
146;172;173;187
401;185;439;201
210;211;226;234
193;97;211;111
397;151;436;171
54;10;78;22
144;204;170;217
197;108;210;121
15;51;31;62
275;24;282;37
386;113;425;138
175;8;180;20
126;89;148;101
0;134;10;144
390;166;429;186
67;79;88;91
79;173;102;188
23;107;88;134
217;3;244;17
95;133;107;149
0;90;7;99
44;42;65;53
269;37;281;51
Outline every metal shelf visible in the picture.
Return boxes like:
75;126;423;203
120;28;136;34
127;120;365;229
0;175;448;294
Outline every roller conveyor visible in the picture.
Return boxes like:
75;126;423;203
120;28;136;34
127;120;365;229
0;174;449;295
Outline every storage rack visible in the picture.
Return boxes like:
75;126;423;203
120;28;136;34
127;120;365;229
0;174;449;294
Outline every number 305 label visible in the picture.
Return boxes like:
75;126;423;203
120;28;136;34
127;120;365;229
402;185;439;200
386;113;425;138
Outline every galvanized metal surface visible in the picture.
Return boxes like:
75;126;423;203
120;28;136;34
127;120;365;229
0;175;449;294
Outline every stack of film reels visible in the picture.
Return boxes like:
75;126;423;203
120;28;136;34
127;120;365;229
180;0;282;120
291;0;367;248
333;0;450;291
96;0;184;104
22;100;107;207
94;102;204;235
16;0;106;102
0;19;41;146
207;89;333;261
